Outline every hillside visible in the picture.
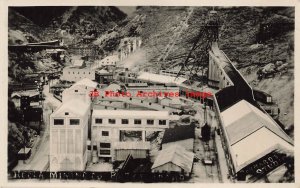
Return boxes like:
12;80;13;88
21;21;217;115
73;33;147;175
8;9;43;44
115;6;294;132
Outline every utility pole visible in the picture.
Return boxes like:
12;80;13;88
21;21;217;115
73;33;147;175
22;130;27;164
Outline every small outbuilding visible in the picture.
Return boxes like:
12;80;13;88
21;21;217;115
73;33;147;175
151;145;194;176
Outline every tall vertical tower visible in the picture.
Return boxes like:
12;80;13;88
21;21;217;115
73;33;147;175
50;99;90;171
206;10;220;42
175;8;221;81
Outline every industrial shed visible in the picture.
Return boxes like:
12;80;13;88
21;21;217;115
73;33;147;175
114;142;150;161
218;99;293;181
161;125;195;151
151;145;194;176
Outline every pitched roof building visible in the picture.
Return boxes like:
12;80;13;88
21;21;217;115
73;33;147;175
151;145;194;176
216;99;293;181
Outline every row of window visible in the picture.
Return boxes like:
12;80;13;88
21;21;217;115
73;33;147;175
99;61;117;64
95;118;166;125
68;72;91;74
54;119;80;125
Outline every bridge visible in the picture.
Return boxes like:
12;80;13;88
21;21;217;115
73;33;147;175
8;40;66;52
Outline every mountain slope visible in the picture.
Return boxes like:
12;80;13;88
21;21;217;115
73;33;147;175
117;6;294;131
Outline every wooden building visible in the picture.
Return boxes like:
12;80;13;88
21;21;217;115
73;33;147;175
114;142;150;161
151;145;194;176
214;99;293;182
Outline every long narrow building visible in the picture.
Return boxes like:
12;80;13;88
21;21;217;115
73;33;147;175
208;42;293;182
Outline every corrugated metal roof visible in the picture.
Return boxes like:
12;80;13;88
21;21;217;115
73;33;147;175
221;100;293;145
113;142;150;150
151;145;194;173
162;125;195;144
71;78;98;89
221;100;293;172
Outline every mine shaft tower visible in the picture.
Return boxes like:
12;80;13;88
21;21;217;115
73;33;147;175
175;9;221;81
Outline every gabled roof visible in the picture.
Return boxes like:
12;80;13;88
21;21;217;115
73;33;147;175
151;145;194;173
221;100;292;145
11;90;39;98
105;83;121;92
73;59;84;67
220;100;293;172
97;69;109;74
162;125;195;144
137;72;187;85
71;78;98;89
51;98;90;117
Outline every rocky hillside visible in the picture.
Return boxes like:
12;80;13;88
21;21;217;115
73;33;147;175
9;6;126;44
116;6;294;133
8;9;43;44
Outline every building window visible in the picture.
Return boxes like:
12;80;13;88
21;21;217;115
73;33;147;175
121;119;129;124
83;72;85;74
75;90;78;92
65;112;69;115
99;149;110;155
73;72;74;74
78;72;80;74
95;118;102;124
159;120;167;125
147;119;154;125
70;119;80;125
134;119;142;125
108;119;116;124
102;131;109;136
54;119;64;125
100;143;111;148
89;72;91;74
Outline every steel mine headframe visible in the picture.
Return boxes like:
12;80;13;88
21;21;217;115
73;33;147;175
174;9;221;81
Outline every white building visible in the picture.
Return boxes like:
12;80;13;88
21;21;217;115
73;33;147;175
119;37;142;61
50;98;90;171
218;99;293;181
62;78;98;103
91;55;119;69
61;66;95;82
91;110;169;162
73;59;84;67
